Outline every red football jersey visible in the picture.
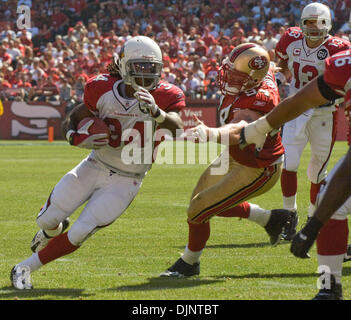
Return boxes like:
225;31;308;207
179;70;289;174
323;49;351;96
218;70;284;168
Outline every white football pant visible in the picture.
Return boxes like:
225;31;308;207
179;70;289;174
283;112;335;184
36;157;142;246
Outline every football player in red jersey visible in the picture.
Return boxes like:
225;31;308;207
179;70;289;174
10;36;185;290
234;49;351;299
160;43;295;278
274;2;351;239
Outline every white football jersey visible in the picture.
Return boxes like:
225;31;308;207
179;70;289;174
276;27;351;99
83;74;186;177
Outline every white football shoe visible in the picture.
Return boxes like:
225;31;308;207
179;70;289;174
30;218;70;253
10;265;33;290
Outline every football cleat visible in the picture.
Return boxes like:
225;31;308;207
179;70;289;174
343;244;351;262
30;218;70;253
281;211;299;241
10;265;33;290
265;209;296;246
160;258;200;278
313;275;343;300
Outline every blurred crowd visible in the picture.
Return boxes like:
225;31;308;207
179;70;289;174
1;0;351;110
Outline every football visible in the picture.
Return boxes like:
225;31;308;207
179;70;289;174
77;117;110;137
231;108;262;124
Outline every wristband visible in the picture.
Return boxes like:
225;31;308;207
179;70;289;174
239;127;247;145
255;117;273;134
66;129;75;145
154;109;167;123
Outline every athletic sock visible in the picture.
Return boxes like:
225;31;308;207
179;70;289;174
281;169;297;211
38;232;79;265
181;245;203;265
308;181;324;218
247;203;271;227
187;221;210;253
217;201;250;218
18;252;43;272
316;219;349;284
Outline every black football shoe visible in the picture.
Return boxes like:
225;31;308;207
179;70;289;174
343;244;351;263
280;210;299;241
265;209;296;246
160;258;200;278
313;275;343;300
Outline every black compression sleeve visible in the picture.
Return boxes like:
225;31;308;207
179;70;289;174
317;75;342;101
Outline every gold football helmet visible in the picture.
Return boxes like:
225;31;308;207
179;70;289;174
218;43;270;95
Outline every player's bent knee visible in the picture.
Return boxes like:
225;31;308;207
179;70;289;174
36;202;69;230
67;220;97;246
68;216;116;246
187;197;202;220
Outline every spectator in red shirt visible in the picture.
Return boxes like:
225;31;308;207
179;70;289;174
194;37;208;57
202;26;216;47
205;59;219;80
220;36;234;57
51;6;69;35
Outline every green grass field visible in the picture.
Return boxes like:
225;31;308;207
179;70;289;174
0;140;349;300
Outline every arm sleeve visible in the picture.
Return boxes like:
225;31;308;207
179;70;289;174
317;75;342;101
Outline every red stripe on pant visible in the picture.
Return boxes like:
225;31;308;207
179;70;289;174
316;110;338;183
316;219;348;256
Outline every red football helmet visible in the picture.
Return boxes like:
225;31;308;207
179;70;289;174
218;43;270;95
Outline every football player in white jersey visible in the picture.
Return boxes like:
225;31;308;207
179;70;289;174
10;36;186;289
274;2;350;240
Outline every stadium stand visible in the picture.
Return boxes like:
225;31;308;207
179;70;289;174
1;0;351;108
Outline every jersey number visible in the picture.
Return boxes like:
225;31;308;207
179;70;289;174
104;118;146;148
293;62;318;88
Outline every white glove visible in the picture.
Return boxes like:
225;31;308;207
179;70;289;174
240;116;273;151
67;120;109;149
134;87;166;123
184;115;219;143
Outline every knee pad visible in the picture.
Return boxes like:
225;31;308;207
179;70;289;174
67;220;96;246
36;201;69;230
283;152;300;172
307;160;327;184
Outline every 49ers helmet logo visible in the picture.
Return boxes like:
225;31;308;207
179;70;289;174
248;56;268;70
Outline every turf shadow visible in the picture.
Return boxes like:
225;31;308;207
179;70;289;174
213;272;316;280
0;286;92;299
110;277;223;292
176;241;290;250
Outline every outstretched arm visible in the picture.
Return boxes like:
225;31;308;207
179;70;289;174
241;76;331;149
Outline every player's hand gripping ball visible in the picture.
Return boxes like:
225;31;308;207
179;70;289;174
72;117;110;149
